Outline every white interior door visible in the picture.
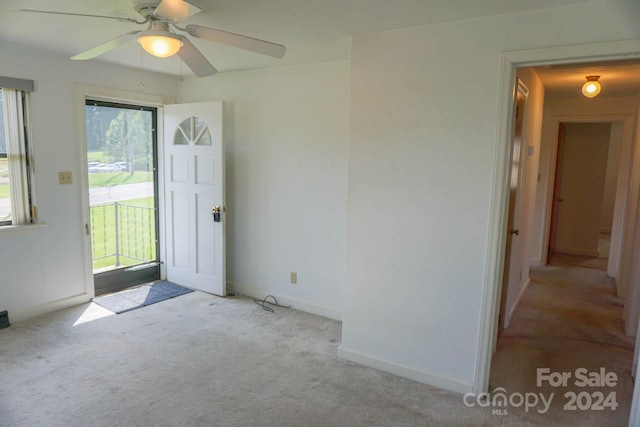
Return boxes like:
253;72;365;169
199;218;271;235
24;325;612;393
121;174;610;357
552;123;610;257
164;101;225;296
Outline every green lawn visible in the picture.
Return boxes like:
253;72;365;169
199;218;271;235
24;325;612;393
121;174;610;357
88;171;153;188
90;196;157;271
86;151;106;163
0;158;8;198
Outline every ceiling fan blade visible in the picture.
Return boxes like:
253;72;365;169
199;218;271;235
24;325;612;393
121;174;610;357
185;25;285;59
177;36;217;77
19;8;142;24
155;0;201;23
71;31;140;60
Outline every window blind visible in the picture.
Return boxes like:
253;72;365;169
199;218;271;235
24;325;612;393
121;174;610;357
0;77;34;92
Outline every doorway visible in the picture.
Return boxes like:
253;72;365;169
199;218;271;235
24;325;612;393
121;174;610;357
84;100;160;295
547;122;614;269
481;57;640;426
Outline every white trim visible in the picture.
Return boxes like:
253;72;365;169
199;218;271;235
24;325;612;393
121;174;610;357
474;52;515;396
475;38;640;398
227;281;342;321
611;114;639;289
76;84;175;108
74;84;175;299
505;278;531;329
337;346;472;395
631;307;640;427
8;294;91;323
0;223;47;236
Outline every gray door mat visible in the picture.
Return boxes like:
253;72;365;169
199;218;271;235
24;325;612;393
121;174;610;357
92;281;194;314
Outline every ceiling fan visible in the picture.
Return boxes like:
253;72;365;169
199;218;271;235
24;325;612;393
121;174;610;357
20;0;286;77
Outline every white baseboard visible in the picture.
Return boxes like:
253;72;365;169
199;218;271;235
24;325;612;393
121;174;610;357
9;294;92;323
227;281;342;321
530;257;543;267
505;278;531;329
337;345;472;394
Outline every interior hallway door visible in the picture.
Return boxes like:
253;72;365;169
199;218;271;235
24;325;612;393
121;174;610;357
164;101;225;296
549;122;611;258
497;81;527;336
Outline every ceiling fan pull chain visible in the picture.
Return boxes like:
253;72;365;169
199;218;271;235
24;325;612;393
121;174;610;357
140;45;146;86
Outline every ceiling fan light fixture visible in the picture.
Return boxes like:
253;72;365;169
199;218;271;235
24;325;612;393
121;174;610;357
138;32;182;58
582;75;602;98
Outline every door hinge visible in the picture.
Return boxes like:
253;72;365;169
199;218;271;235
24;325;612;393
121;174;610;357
85;223;90;236
31;205;37;220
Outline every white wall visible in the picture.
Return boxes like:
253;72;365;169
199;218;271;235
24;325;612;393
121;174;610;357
177;62;350;319
601;122;624;233
503;68;544;327
0;41;178;321
340;0;640;393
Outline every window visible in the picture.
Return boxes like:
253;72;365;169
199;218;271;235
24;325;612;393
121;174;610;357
0;77;35;226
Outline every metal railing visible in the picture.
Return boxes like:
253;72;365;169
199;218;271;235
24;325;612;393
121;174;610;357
90;201;156;269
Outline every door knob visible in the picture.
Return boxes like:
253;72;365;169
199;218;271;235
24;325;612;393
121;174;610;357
509;229;520;236
212;206;221;222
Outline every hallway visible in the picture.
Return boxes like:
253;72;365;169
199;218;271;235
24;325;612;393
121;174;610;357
490;256;634;425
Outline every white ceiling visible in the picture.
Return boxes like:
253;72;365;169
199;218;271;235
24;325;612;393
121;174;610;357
1;0;593;75
1;0;637;97
534;60;640;98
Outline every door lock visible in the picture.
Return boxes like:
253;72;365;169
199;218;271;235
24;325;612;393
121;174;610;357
212;206;221;222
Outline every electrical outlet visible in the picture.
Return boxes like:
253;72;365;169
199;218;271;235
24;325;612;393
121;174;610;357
290;272;297;284
58;171;72;185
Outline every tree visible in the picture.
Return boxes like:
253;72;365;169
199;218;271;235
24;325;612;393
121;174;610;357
85;105;122;153
104;109;153;173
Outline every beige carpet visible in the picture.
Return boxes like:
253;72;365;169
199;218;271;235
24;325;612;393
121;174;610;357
550;252;608;270
0;268;634;426
548;233;611;271
491;257;634;426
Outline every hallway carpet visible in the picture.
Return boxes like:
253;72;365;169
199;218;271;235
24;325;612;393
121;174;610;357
491;257;634;426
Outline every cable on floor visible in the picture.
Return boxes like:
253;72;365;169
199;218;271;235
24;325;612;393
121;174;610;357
254;295;291;313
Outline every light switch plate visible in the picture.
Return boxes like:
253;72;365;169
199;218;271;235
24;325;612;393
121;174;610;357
58;171;72;185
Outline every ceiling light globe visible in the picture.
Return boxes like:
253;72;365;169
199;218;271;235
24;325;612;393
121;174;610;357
138;35;182;58
582;76;601;98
